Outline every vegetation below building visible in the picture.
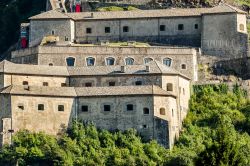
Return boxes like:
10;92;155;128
97;6;139;11
0;84;250;165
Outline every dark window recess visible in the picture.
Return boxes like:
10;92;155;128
106;57;115;65
160;25;165;31
38;104;44;111
143;125;147;129
43;82;48;86
167;83;173;91
143;108;149;115
65;36;69;41
49;63;53;66
51;30;55;35
135;81;142;86
58;105;64;112
86;57;95;66
23;81;28;85
178;24;184;30
61;83;67;87
181;64;187;69
86;28;92;34
160;108;166;115
104;105;111;111
127;104;134;111
109;82;116;86
105;27;110;33
66;57;75;66
123;26;129;32
18;105;24;110
81;105;89;112
85;82;92;87
195;24;198;29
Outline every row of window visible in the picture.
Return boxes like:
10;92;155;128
65;57;187;69
22;81;67;87
18;104;65;112
85;24;199;34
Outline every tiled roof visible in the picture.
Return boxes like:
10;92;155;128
0;85;76;97
0;60;69;76
0;60;189;79
29;4;246;20
75;85;175;97
0;85;175;97
29;10;71;20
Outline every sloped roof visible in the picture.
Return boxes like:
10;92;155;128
29;3;246;20
0;60;189;79
29;10;71;20
68;61;190;79
0;60;69;76
0;85;175;98
0;85;76;97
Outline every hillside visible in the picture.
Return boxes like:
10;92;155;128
0;84;249;165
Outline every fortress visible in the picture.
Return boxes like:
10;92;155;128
0;3;248;148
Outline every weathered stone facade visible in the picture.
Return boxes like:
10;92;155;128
0;60;190;148
11;45;198;81
26;3;248;58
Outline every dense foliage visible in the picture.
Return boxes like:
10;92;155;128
0;84;250;165
0;0;46;55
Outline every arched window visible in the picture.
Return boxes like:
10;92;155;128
181;64;186;69
160;108;166;115
66;57;75;67
143;108;149;115
106;57;115;66
86;57;95;66
163;58;172;67
239;24;244;31
144;58;153;64
167;83;173;91
125;57;134;65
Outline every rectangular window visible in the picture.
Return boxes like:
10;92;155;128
123;26;129;32
58;105;64;112
109;82;115;86
43;82;48;86
194;24;198;29
127;104;134;111
160;25;165;31
38;104;44;111
105;27;110;33
86;28;92;34
135;81;142;86
51;30;55;35
81;105;89;112
65;36;69;41
85;82;92;87
61;83;67;87
104;105;111;111
178;24;184;30
23;81;28;85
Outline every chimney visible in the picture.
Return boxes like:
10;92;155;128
121;66;125;73
23;85;29;91
146;66;150;72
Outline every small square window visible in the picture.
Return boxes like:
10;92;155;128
127;104;134;111
81;105;89;112
23;81;28;85
109;82;115;86
178;24;184;30
123;26;129;32
43;82;48;86
194;24;198;29
65;36;69;41
58;105;64;112
143;125;148;129
86;28;92;34
61;83;67;87
104;105;111;112
135;81;142;86
160;25;165;31
85;82;92;87
105;27;110;33
181;64;187;69
38;104;44;111
18;104;24;110
143;108;149;115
